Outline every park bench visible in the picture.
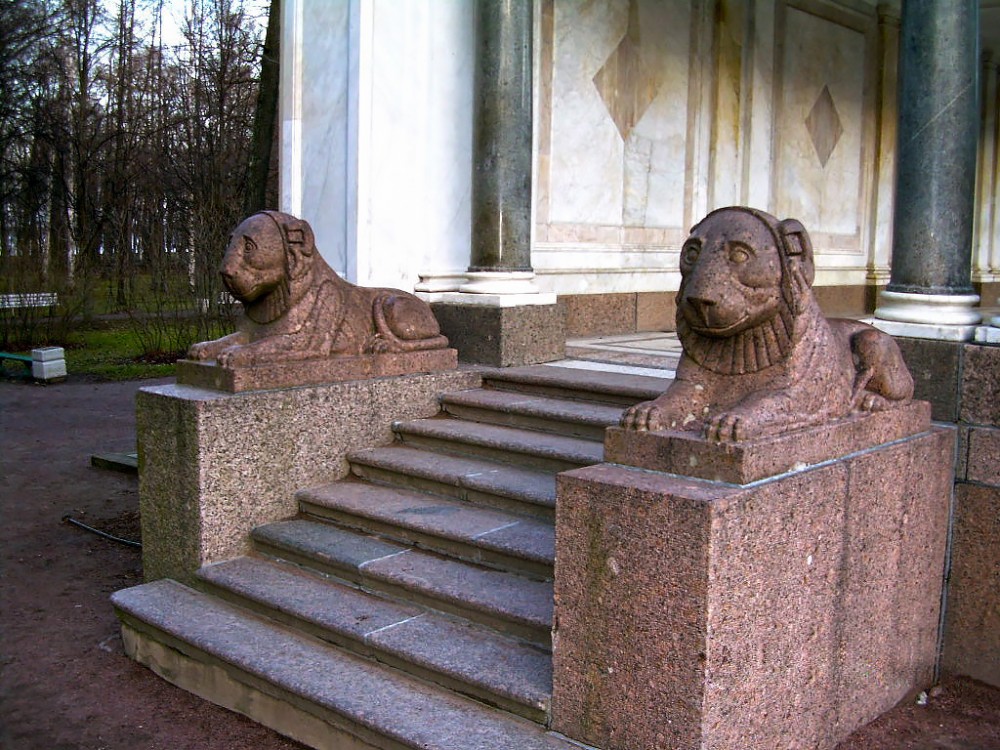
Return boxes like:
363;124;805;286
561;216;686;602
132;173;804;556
0;347;66;381
0;292;59;310
0;351;32;370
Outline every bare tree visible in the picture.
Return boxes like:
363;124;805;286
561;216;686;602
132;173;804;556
1;0;266;352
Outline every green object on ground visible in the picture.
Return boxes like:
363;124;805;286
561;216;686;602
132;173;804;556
91;452;139;474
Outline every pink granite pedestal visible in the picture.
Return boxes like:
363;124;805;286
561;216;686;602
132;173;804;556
137;368;480;584
552;404;953;750
176;348;458;393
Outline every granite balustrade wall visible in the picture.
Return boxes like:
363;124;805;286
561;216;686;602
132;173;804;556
896;338;1000;688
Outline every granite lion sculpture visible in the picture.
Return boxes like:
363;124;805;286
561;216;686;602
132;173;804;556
621;206;914;442
187;211;449;367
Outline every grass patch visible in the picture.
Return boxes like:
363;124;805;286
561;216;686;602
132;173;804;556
1;324;190;381
64;325;181;380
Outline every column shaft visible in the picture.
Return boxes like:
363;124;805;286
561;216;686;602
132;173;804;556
888;0;979;295
470;0;533;272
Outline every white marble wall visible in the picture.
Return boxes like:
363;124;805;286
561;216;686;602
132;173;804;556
281;0;351;275
533;0;893;293
280;0;997;297
280;0;473;289
534;0;695;293
772;5;872;264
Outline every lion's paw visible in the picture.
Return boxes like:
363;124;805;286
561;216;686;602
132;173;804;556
187;341;214;360
858;391;891;412
217;346;254;368
369;335;394;354
621;401;665;432
705;411;759;443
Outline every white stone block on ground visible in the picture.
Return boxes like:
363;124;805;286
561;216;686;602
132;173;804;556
32;346;65;362
32;360;67;381
31;349;66;381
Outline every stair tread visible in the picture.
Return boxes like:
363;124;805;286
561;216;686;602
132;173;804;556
349;445;557;508
253;520;553;633
482;364;671;401
393;418;603;466
299;481;555;566
199;557;552;711
442;389;624;427
113;580;576;750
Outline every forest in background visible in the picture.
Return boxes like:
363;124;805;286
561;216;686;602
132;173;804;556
0;0;279;358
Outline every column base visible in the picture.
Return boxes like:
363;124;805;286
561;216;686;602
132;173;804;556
873;290;981;341
414;271;467;294
974;323;1000;343
459;270;542;296
421;291;558;307
875;289;982;323
430;300;565;367
872;318;980;342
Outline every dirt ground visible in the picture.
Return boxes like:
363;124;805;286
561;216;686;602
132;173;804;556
1;375;999;750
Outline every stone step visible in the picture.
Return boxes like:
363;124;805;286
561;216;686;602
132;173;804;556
251;519;553;646
480;364;671;406
197;556;552;722
298;480;554;579
391;417;603;474
440;388;623;441
112;580;580;750
348;445;557;520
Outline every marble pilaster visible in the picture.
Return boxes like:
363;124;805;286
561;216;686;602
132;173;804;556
875;0;982;338
279;0;474;291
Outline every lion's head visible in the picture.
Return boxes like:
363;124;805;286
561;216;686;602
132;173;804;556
676;207;815;375
219;211;317;324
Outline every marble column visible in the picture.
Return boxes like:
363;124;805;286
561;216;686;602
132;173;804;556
874;0;982;340
980;55;1000;340
429;0;564;366
461;0;538;295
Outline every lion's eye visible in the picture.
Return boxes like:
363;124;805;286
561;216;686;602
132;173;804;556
682;242;701;265
728;244;751;264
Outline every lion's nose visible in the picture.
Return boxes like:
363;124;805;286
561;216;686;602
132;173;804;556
687;297;716;326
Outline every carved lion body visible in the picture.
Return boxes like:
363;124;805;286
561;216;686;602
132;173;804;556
621;207;913;442
187;211;448;368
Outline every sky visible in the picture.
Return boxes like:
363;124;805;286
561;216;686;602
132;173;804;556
103;0;269;51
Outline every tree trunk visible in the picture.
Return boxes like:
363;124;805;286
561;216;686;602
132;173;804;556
244;0;280;215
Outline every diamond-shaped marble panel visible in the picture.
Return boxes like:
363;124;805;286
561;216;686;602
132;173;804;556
805;85;844;168
593;0;662;140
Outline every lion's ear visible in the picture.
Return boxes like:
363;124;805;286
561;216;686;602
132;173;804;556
283;217;316;281
778;218;815;287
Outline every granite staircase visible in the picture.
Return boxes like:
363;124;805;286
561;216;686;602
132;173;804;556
112;366;669;750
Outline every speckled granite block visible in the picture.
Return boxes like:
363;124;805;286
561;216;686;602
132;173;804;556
812;284;869;317
430;303;564;367
560;293;636;337
636;292;676;332
942;483;1000;688
137;369;481;583
960;343;1000;426
895;337;962;421
176;349;457;393
552;427;953;750
605;400;931;484
966;426;1000;486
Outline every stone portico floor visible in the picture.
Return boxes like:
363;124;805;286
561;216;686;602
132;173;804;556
1;363;999;749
